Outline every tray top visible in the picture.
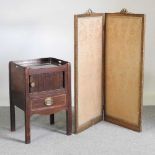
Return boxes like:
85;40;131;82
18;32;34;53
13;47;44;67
21;63;60;69
14;57;68;69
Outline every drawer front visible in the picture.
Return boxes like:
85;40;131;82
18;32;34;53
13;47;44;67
31;94;66;110
29;72;64;93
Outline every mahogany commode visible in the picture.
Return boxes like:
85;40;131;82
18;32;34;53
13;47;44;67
9;57;72;144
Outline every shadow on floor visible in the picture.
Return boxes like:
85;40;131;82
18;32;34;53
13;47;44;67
0;106;155;143
0;106;75;143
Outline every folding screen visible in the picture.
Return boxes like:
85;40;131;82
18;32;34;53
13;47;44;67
74;11;104;133
104;13;144;131
75;10;144;133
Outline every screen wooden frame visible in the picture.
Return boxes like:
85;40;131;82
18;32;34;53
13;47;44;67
74;13;105;133
103;13;145;132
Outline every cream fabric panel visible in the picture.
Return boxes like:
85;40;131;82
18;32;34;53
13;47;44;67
77;16;103;127
105;15;143;126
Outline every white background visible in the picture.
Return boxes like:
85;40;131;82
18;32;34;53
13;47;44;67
0;0;154;106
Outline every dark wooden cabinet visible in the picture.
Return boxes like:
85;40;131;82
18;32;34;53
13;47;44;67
9;57;72;144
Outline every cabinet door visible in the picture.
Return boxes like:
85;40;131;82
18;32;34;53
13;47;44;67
29;72;64;93
104;13;144;131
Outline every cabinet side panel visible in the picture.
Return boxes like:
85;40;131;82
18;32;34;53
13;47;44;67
10;63;26;110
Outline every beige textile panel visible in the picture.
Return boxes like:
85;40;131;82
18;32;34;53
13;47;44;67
105;14;144;129
75;14;104;132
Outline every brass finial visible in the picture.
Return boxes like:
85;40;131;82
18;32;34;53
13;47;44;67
120;8;128;14
85;8;94;15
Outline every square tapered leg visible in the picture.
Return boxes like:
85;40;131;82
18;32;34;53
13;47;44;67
10;104;16;132
66;108;72;135
50;114;54;125
25;111;31;144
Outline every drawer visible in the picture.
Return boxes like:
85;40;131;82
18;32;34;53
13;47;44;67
31;94;66;110
29;72;64;93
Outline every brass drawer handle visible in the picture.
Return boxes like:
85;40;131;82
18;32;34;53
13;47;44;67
45;97;53;106
30;82;35;88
